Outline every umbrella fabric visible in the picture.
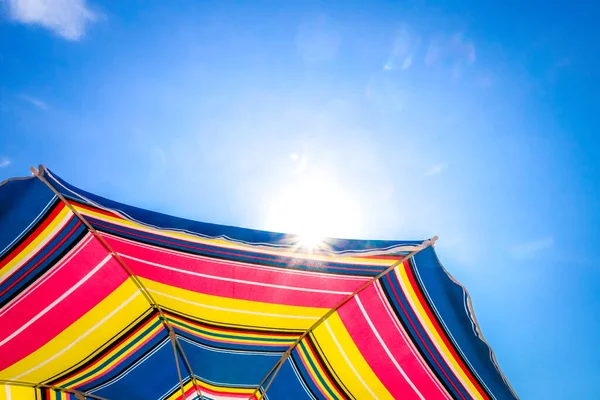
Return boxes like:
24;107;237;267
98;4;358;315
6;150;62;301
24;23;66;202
0;166;517;400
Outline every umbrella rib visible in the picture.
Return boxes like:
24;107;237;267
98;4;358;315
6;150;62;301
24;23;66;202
31;165;206;400
0;379;108;400
248;236;437;399
170;329;188;399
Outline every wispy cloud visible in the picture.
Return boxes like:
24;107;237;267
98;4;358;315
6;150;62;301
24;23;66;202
0;157;11;168
4;0;97;40
425;163;448;176
509;237;554;259
383;24;420;71
20;94;49;110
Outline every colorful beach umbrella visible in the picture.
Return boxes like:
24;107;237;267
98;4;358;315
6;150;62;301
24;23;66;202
0;166;517;399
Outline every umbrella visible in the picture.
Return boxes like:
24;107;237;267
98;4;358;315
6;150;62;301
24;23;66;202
0;165;517;399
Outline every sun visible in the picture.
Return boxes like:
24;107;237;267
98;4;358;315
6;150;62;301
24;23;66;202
265;175;361;250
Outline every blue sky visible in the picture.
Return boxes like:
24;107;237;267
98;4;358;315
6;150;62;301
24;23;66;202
1;0;599;398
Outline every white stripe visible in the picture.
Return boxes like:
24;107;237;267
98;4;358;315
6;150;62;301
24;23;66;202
0;254;112;348
11;290;141;380
289;358;318;400
48;170;420;258
107;234;367;283
410;261;498;399
0;234;94;318
88;339;170;393
4;385;11;400
177;336;283;357
324;320;378;399
373;283;451;399
355;295;425;400
122;254;351;296
149;289;319;320
158;382;180;400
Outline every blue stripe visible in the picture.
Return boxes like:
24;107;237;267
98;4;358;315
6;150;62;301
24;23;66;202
380;269;471;399
71;317;165;389
0;216;87;306
412;247;514;399
178;337;281;387
85;215;387;277
291;341;338;399
262;358;318;400
90;337;188;400
170;323;293;353
46;168;421;253
0;177;55;258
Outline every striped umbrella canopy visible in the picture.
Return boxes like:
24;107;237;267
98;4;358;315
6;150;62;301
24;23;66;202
0;165;517;400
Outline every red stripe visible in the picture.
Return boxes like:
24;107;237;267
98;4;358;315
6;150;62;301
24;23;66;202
70;200;384;274
104;235;367;293
301;338;345;398
167;314;299;339
384;268;467;400
92;222;381;274
0;202;65;270
337;298;423;400
0;217;80;298
54;314;160;387
357;284;450;398
0;238;129;371
403;263;489;399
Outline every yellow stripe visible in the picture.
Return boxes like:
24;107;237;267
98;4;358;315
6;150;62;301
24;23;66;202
0;206;72;282
60;314;163;387
396;266;483;400
143;279;324;330
0;281;148;383
164;379;255;400
312;313;393;399
169;317;287;339
197;378;254;394
75;206;394;266
174;325;294;346
0;385;35;400
168;320;296;344
164;381;191;400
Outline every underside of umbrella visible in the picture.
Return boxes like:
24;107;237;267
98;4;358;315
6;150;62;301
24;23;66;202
0;165;517;400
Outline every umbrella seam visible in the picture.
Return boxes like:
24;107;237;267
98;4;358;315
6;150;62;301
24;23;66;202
31;164;206;400
249;236;437;400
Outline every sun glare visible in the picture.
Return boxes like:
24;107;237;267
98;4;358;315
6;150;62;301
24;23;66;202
265;176;362;250
297;233;325;251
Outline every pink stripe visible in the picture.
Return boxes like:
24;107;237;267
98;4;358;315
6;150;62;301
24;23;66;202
0;237;129;370
102;234;368;291
103;235;367;307
125;256;345;307
338;293;425;400
0;238;106;337
361;284;449;398
197;386;250;399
